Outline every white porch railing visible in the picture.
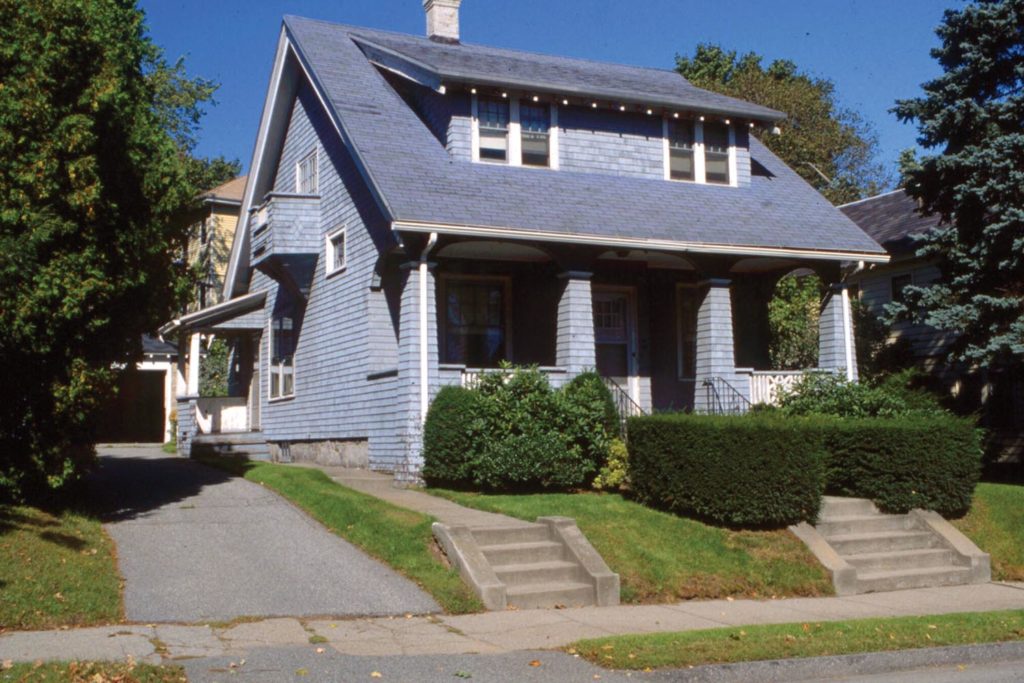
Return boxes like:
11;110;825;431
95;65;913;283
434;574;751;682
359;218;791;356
745;370;809;406
452;366;568;390
195;396;249;434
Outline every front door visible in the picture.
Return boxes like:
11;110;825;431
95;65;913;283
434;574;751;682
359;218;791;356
593;288;638;400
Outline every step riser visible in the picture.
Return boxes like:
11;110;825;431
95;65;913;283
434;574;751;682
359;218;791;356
818;517;915;536
829;534;938;555
472;526;551;546
483;544;564;566
857;569;972;593
495;565;581;586
507;586;594;610
846;550;956;572
819;498;876;518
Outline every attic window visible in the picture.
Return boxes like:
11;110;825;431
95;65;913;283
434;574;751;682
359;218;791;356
703;122;731;185
297;149;318;194
667;120;695;181
477;98;509;162
519;102;550;167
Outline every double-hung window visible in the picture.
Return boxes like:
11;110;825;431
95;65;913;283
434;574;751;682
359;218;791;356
325;226;346;276
519;102;550;167
442;278;508;367
269;309;299;399
297;149;318;194
703;122;731;185
478;98;510;163
667;120;696;181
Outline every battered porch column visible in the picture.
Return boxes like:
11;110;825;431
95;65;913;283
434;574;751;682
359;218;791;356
819;282;858;381
396;260;438;483
556;271;596;377
187;332;202;395
693;278;741;412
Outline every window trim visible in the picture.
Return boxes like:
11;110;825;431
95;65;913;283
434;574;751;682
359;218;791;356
295;147;319;194
267;313;298;402
325;225;347;277
439;273;513;367
471;93;559;169
664;117;739;187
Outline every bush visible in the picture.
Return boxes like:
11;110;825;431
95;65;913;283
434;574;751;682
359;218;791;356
592;439;630;491
422;367;614;491
421;386;484;486
823;415;982;516
563;371;620;437
777;372;944;418
627;414;825;527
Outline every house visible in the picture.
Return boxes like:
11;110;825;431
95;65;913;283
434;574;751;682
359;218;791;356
842;189;1023;466
164;1;887;479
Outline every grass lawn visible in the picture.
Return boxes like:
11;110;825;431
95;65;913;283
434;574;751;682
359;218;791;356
198;457;482;614
429;490;832;603
571;609;1024;670
953;482;1024;581
0;661;185;682
0;505;121;630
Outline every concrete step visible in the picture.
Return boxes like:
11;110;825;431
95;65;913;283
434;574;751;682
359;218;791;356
827;530;938;555
844;548;958;572
817;514;915;536
471;524;551;546
493;560;581;586
819;496;877;519
505;581;595;609
481;541;564;566
856;566;974;593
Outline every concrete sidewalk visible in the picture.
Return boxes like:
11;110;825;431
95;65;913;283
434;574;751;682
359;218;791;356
3;583;1022;664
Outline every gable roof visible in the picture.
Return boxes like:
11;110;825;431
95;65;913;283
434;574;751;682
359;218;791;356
839;189;941;256
226;15;886;297
201;175;247;205
347;26;785;123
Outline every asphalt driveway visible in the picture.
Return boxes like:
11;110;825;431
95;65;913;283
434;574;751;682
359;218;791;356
90;445;439;623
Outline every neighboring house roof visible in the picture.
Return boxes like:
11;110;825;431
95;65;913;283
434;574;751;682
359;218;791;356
142;334;177;357
347;26;785;123
839;189;941;257
201;175;248;206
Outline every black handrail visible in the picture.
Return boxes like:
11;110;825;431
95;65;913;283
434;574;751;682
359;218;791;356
602;377;645;436
701;376;752;415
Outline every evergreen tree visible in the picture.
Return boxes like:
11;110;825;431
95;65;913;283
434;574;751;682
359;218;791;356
677;45;890;205
893;0;1024;365
0;0;219;499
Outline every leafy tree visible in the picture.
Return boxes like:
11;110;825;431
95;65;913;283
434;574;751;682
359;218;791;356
892;0;1024;366
0;0;219;499
199;338;230;398
677;45;890;204
768;274;821;369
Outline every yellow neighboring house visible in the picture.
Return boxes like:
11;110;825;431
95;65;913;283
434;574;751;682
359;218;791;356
96;176;247;444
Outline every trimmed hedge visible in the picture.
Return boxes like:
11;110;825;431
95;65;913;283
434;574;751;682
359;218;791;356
627;412;983;527
627;414;825;528
823;416;982;516
421;386;483;486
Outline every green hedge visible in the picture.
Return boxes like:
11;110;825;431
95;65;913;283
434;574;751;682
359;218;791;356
823;416;982;516
422;368;614;491
627;414;825;528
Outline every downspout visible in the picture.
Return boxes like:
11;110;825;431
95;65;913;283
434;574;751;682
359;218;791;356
419;232;439;423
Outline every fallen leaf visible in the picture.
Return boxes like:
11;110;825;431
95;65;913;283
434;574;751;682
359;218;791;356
371;672;383;678
566;648;577;655
315;647;325;654
529;660;542;667
1;660;11;671
296;668;308;676
454;672;471;679
601;644;614;651
725;596;734;602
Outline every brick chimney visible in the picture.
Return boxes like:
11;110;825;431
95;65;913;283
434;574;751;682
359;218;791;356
424;0;461;43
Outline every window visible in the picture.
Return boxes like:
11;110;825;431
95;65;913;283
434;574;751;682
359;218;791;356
297;149;318;194
703;121;731;184
519;102;550;167
269;315;296;399
667;120;696;181
891;273;912;304
325;226;346;275
477;98;510;163
442;279;507;367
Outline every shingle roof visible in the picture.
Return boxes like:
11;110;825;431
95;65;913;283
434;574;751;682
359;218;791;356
142;334;177;356
201;175;247;204
347;27;784;123
839;190;941;256
281;15;885;258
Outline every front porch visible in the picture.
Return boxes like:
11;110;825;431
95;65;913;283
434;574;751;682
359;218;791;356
401;236;857;419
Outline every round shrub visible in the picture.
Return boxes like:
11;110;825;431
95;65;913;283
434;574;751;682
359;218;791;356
422;386;483;486
562;371;619;436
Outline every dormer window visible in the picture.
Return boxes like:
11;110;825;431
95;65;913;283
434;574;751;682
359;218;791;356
667;120;695;181
519;102;550;167
703;121;731;185
478;97;510;162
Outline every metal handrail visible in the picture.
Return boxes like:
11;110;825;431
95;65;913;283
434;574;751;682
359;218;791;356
701;376;752;415
602;377;645;435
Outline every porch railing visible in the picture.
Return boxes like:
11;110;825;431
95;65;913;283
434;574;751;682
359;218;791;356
194;396;248;434
748;370;807;406
458;366;568;390
602;377;646;435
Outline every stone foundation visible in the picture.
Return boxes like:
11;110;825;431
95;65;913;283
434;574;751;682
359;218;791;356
268;439;370;468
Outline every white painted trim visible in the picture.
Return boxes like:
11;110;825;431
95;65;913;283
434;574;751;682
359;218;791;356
392;220;891;263
661;117;671;181
693;120;706;184
727;125;738;188
295;146;319;194
187;333;201;395
841;285;855;381
548;104;559;170
470;94;480;162
420;233;439;424
509;99;522;166
325;225;347;276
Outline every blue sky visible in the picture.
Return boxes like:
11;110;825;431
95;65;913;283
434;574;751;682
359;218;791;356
140;0;951;178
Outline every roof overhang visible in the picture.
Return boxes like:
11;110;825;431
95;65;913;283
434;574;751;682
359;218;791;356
159;290;267;337
392;220;890;264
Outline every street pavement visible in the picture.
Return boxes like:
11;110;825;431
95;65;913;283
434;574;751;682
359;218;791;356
88;446;439;622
